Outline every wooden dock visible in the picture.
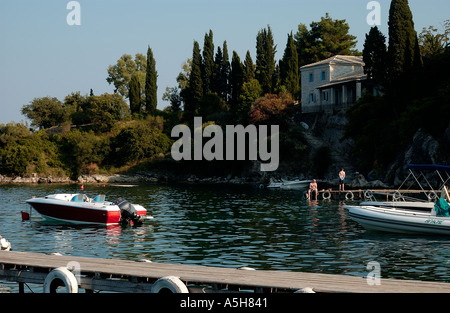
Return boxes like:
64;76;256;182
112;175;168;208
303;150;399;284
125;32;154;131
306;189;437;201
1;250;450;293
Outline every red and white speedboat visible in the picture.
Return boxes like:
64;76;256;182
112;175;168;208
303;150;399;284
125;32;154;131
26;194;149;225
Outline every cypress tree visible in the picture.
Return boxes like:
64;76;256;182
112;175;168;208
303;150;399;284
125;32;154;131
145;45;157;113
213;45;223;95
230;51;244;114
129;73;141;114
363;26;388;86
202;30;215;93
256;29;265;85
279;32;300;97
219;41;230;102
243;50;255;82
388;0;422;79
256;26;277;94
185;41;203;115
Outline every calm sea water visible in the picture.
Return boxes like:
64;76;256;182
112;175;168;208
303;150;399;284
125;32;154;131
1;183;450;292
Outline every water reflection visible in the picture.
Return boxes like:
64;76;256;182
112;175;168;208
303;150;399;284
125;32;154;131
1;183;450;284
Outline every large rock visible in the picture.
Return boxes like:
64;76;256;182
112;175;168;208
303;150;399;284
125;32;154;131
385;128;445;186
348;173;388;189
404;128;440;165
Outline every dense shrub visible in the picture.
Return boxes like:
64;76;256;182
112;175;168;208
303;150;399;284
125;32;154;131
0;124;61;176
250;92;295;127
56;130;110;177
111;120;172;166
21;97;73;130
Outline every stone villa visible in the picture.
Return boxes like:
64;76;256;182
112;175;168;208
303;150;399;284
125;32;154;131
300;55;376;113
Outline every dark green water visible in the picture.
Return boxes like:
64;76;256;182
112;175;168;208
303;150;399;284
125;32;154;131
1;183;450;292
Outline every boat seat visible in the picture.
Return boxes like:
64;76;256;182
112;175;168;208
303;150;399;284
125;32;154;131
71;194;86;202
93;194;106;203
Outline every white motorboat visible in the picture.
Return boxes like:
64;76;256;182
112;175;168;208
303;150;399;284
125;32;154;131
26;193;149;225
345;199;450;235
267;178;311;190
346;185;450;235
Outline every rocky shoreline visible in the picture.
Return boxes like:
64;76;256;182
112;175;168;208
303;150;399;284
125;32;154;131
0;172;255;186
0;171;392;190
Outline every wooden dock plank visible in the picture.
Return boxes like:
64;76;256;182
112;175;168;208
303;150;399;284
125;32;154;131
310;188;438;200
1;251;450;293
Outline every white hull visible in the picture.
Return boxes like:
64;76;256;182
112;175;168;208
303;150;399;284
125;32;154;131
267;179;310;190
26;193;147;225
359;201;435;211
345;205;450;235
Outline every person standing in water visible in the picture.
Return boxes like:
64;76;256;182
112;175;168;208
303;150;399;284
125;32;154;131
339;168;346;192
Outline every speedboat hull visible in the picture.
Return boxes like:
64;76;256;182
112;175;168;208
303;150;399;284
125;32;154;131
26;194;147;225
346;205;450;235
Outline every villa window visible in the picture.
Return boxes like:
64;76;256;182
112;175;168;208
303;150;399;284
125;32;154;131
309;73;314;82
321;71;326;80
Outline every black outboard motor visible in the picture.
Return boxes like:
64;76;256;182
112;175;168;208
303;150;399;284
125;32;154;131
114;198;144;226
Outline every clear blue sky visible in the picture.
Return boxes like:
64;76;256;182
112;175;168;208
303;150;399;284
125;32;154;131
1;0;449;124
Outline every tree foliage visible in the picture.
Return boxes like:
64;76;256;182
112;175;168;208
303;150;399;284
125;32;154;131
202;30;215;94
57;129;110;176
183;41;203;116
387;0;422;79
3;92;172;177
363;26;388;85
238;79;262;123
145;46;158;113
214;41;230;102
418;20;450;58
106;53;146;100
162;86;182;112
112;119;171;166
0;124;61;176
176;33;235;123
256;26;277;94
169;19;360;125
295;13;358;67
199;92;229;124
21;97;72;129
84;93;130;133
243;50;255;82
397;47;450;139
250;92;294;125
279;32;300;97
129;73;141;115
344;95;396;172
229;51;244;116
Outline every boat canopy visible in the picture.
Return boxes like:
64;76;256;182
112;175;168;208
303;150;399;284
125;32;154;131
393;164;450;199
408;164;450;172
